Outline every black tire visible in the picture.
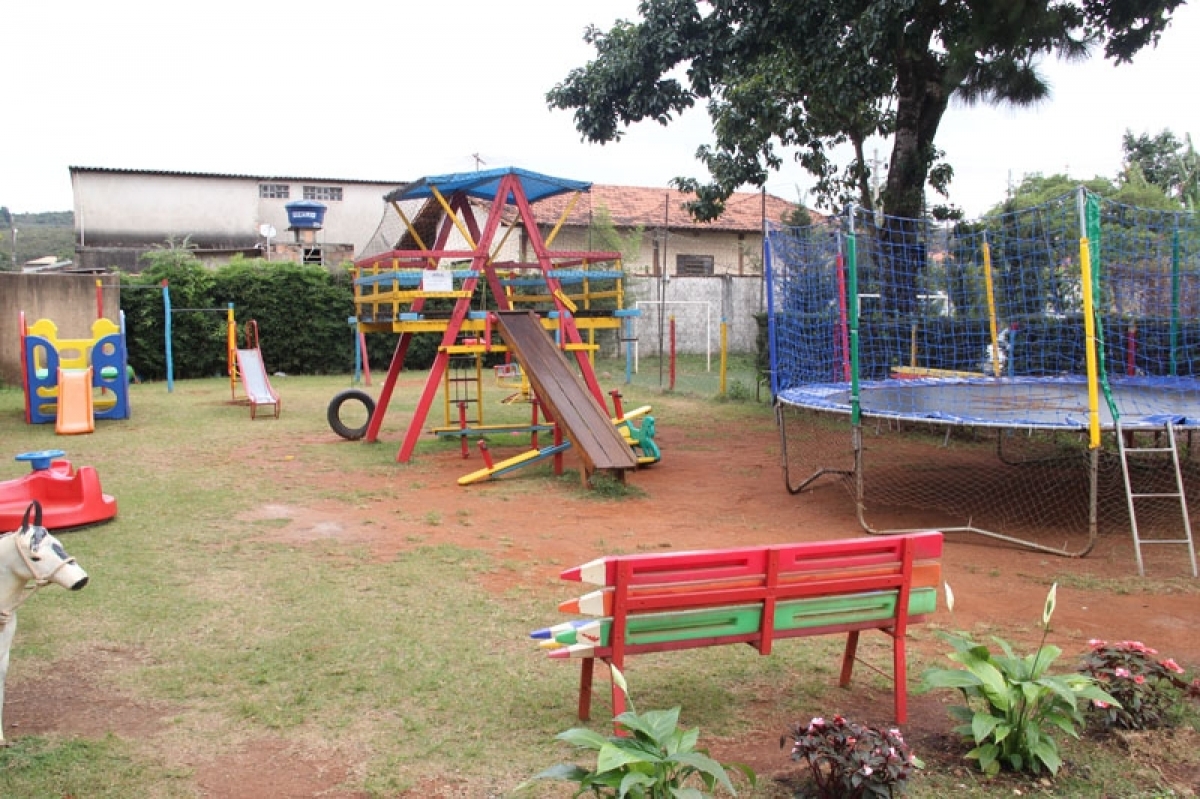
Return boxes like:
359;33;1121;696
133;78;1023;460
327;389;375;440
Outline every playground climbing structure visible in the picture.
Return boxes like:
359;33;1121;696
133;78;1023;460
351;167;639;483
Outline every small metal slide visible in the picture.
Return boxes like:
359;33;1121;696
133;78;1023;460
235;348;281;419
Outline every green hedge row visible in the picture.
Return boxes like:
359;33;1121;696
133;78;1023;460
119;257;443;381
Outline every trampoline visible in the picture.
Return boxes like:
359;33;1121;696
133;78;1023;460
766;190;1200;576
778;376;1200;431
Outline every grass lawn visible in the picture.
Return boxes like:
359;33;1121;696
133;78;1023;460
0;355;1196;797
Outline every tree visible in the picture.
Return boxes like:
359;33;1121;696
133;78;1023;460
1123;129;1200;209
548;0;1182;224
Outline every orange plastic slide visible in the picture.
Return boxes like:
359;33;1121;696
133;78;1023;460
56;368;95;435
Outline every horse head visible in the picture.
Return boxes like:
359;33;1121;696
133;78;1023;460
12;501;88;591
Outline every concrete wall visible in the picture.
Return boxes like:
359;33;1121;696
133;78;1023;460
625;275;765;358
0;274;121;388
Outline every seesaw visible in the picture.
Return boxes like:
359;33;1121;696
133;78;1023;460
457;406;659;486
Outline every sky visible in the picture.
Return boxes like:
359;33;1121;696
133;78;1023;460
3;1;1198;219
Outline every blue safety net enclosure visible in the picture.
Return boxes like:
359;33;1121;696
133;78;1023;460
765;188;1200;576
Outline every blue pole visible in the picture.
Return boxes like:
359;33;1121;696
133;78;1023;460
349;316;362;384
163;281;174;393
628;311;638;383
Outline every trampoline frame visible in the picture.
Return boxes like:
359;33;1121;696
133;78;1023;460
767;190;1200;566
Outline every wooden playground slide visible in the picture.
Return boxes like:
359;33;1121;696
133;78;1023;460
493;312;636;481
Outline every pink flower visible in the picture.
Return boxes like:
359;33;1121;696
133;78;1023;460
1114;667;1131;679
1161;658;1185;674
1134;675;1146;684
1088;638;1107;648
1117;641;1157;655
1093;700;1110;709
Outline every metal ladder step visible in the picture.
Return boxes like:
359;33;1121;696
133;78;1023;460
1117;420;1198;578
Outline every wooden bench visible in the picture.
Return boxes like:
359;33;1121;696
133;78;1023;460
533;532;942;725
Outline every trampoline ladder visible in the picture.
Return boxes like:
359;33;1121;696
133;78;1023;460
1116;421;1198;578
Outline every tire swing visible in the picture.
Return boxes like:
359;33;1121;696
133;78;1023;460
327;389;375;440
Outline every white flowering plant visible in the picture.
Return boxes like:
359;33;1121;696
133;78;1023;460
920;583;1118;776
783;715;921;798
1079;639;1200;731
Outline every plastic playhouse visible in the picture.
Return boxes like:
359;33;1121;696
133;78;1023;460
0;450;118;531
20;313;132;434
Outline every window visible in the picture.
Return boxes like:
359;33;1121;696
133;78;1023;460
303;185;343;201
675;254;714;277
259;183;289;199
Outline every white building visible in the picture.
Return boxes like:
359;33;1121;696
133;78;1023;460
69;167;407;271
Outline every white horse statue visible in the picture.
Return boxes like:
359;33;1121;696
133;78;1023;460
0;500;89;745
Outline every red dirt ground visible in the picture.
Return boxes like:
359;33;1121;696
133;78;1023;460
6;411;1200;797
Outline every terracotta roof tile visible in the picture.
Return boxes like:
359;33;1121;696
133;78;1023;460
527;184;803;232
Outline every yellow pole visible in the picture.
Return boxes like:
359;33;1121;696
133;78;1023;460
1080;236;1101;448
431;186;477;251
544;191;582;248
982;238;1001;376
227;304;237;397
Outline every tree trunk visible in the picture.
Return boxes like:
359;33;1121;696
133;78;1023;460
876;43;951;316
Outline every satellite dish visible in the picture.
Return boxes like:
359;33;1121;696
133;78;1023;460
259;224;277;238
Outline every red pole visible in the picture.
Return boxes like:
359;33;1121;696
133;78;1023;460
478;440;494;469
1126;322;1137;376
609;389;624;419
358;330;372;387
530;398;541;450
835;246;851;381
669;315;676;391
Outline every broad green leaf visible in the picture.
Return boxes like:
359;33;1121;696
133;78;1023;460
556;727;611;750
993;636;1018;663
971;713;1000;743
673;751;735;791
967;742;1000;776
1032;739;1062;774
676;726;700;755
625;707;682;743
597;741;658;773
966;660;1013;710
618;771;656;797
1029;644;1061;678
1021;680;1047;709
921;668;981;690
1044;709;1083;738
528;763;589;782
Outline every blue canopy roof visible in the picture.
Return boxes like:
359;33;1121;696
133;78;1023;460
384;166;591;204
